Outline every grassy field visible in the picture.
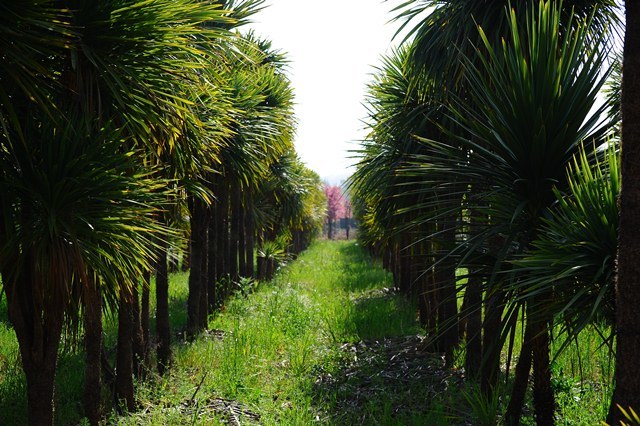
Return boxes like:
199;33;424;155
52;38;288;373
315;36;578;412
0;240;615;424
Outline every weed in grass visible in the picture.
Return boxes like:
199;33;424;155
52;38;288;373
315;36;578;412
460;383;502;426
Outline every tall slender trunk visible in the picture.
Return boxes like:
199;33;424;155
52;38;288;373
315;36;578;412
382;246;390;271
198;211;209;331
229;181;240;282
463;269;483;380
217;182;227;281
115;286;135;412
7;270;65;426
346;218;350;240
480;288;505;395
187;196;204;339
131;282;144;378
398;234;411;294
245;192;255;278
531;318;554;425
424;223;439;351
156;238;171;375
238;191;247;277
257;230;265;281
140;270;151;371
208;205;218;312
608;2;640;423
438;219;459;364
464;206;483;379
416;238;433;334
83;277;103;425
417;272;431;328
220;180;231;298
505;319;533;426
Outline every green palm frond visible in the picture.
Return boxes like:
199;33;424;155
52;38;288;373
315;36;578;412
402;0;611;242
604;52;622;138
392;1;612;355
516;143;619;335
393;0;619;93
0;114;174;317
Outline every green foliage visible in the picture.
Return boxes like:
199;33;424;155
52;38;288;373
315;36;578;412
517;144;619;337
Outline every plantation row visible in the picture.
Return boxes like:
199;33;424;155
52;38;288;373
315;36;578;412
350;1;637;425
0;1;326;425
3;0;640;425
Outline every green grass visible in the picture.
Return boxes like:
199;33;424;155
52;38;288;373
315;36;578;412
114;240;424;425
0;240;618;424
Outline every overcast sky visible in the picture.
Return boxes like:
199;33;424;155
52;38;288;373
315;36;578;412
249;0;407;183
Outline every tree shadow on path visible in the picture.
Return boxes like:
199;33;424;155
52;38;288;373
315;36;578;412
309;243;464;425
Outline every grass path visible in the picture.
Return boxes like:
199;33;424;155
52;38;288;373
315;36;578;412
0;238;616;425
122;239;436;425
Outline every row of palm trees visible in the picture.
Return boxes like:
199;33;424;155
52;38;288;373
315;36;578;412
0;1;325;425
350;0;632;423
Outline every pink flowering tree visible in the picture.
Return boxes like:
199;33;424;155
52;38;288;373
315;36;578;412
324;184;345;239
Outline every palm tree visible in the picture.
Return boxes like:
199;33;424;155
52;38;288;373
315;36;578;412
0;116;169;424
185;31;296;336
351;43;462;359
400;3;610;423
0;0;242;422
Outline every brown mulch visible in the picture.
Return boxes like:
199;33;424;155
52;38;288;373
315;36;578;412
314;335;465;421
136;397;261;425
178;397;261;425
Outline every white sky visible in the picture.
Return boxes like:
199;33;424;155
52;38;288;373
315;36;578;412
249;0;406;183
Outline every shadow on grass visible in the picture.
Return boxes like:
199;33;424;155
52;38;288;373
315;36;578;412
336;242;391;293
312;335;462;425
310;242;460;424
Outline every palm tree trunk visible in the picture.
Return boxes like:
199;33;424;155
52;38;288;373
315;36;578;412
131;282;144;378
26;363;58;426
115;286;136;412
382;246;390;271
83;277;103;425
230;181;240;282
480;288;505;395
505;319;533;425
464;206;483;379
531;318;554;425
464;269;483;380
7;272;64;426
417;272;430;328
218;182;228;281
156;238;171;375
140;270;151;371
181;243;190;272
238;192;247;277
198;211;209;331
245;193;255;278
208;205;218;312
438;220;459;364
187;196;204;339
398;234;411;294
608;2;640;422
